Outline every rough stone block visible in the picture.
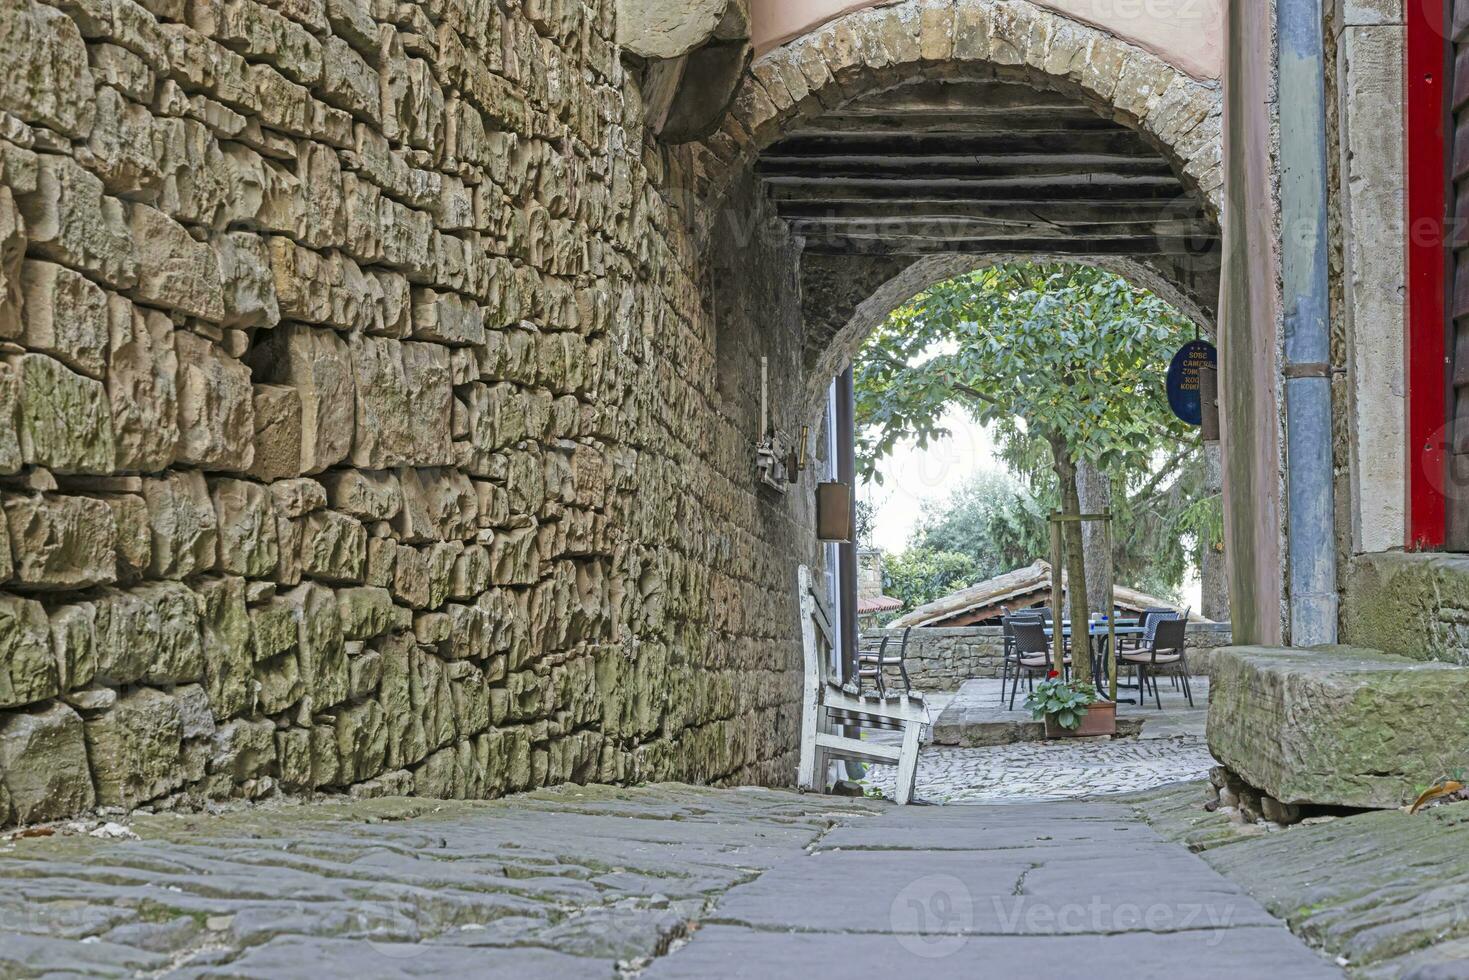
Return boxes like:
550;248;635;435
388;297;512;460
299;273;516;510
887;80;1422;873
15;154;136;290
84;686;184;808
1343;552;1469;664
3;493;117;590
333;697;385;784
395;466;477;543
106;296;179;472
0;361;20;476
0;0;96;138
1208;646;1469;809
348;335;453;468
0;593;55;709
210;478;279;577
9;352;115;474
299;508;366;583
244;383;302;481
321;469;400;521
0;701;95;824
19;260;108;379
94;492;151;581
142;469;218;579
135;581;205;684
283;581;347;708
174;330;255;470
256;650;302;713
48;601;96;691
209;716;275;779
245;323;354;473
249;595;298;662
336;585;394;639
0;187;23;343
197;575;254;719
214;231;280;329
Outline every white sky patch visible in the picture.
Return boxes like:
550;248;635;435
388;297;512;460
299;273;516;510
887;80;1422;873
859;407;1005;553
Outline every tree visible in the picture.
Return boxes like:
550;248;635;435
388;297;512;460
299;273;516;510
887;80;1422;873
882;549;985;612
909;472;1050;580
855;263;1201;682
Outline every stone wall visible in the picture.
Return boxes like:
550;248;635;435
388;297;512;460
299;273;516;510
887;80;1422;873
0;0;815;828
868;622;1235;691
1343;552;1469;665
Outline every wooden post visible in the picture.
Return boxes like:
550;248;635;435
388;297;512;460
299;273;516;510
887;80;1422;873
1104;512;1117;701
1049;514;1065;675
1199;364;1220;444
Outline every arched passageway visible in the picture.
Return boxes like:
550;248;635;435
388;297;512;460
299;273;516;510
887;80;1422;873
693;0;1229;689
696;0;1222;421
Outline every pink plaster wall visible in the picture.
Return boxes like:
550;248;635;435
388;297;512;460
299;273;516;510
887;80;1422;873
750;0;1224;80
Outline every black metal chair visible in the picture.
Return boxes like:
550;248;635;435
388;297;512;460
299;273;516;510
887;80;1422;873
1119;617;1192;708
1008;621;1067;710
857;626;913;696
1000;612;1044;704
1119;607;1176;654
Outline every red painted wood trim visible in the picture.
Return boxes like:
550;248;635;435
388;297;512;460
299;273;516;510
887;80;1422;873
1406;0;1449;550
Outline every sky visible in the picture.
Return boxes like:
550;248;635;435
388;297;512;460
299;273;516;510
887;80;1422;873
858;406;1004;553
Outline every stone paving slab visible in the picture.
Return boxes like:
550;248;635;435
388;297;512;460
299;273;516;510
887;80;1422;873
1132;781;1469;977
0;785;884;978
643;924;1343;979
0;783;1341;978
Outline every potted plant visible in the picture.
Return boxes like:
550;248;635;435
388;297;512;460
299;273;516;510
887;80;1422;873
1024;672;1117;738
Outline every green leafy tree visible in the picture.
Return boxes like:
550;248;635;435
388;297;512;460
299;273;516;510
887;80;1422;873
909;472;1051;580
881;549;985;612
855;262;1201;681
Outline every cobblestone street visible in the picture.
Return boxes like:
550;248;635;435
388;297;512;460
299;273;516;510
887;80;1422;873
864;679;1215;804
865;737;1218;805
0;784;1339;979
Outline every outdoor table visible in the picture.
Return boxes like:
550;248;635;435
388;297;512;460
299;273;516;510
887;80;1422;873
1043;624;1148;702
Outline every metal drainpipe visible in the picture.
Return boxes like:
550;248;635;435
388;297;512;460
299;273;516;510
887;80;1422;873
1277;0;1339;646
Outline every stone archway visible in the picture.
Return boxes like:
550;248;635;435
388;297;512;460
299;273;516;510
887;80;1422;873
689;0;1224;419
686;0;1231;682
696;0;1224;223
798;251;1218;418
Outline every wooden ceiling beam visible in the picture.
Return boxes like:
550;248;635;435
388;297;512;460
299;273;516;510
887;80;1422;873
763;176;1187;201
795;111;1121;135
800;235;1221;257
786;217;1215;242
775;199;1205;221
756;157;1176;180
764;131;1153;158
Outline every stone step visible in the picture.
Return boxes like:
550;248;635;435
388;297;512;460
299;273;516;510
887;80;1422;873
1207;645;1469;809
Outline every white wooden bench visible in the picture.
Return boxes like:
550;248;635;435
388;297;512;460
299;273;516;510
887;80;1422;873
796;565;929;804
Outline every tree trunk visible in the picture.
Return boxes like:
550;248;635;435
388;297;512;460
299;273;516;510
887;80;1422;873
1076;458;1112;613
1047;434;1091;685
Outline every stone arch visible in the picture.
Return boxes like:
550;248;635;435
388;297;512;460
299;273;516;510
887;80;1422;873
696;0;1224;224
799;252;1218;419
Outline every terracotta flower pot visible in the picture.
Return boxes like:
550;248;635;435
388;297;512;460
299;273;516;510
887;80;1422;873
1045;700;1117;738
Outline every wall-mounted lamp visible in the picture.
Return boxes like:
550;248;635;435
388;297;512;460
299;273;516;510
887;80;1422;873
756;356;796;493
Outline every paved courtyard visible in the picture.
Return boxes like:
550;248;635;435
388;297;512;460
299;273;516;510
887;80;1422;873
865;678;1214;804
0;784;1339;979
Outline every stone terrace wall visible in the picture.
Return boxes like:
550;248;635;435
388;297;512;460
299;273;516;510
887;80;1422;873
0;0;813;827
869;623;1235;691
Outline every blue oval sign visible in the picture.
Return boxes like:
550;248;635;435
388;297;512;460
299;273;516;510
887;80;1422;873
1166;340;1217;427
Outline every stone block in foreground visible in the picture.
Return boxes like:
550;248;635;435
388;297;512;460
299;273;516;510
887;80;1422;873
1208;645;1469;809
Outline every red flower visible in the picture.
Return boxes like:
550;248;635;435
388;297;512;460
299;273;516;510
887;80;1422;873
1047;670;1060;679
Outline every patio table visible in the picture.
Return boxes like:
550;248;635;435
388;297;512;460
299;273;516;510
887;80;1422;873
1043;624;1148;702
